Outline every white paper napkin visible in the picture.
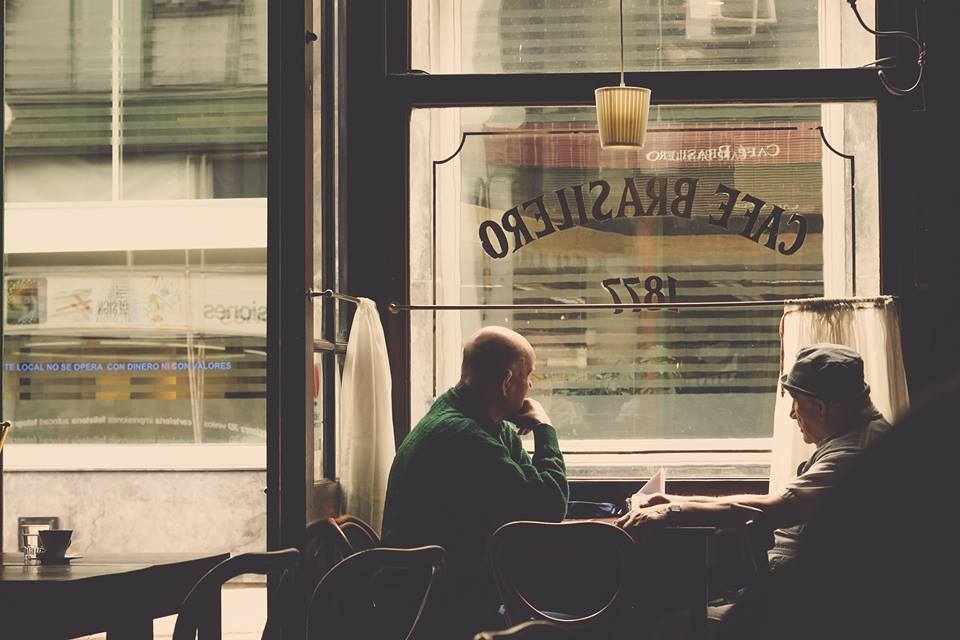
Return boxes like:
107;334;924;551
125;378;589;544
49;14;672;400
627;467;666;510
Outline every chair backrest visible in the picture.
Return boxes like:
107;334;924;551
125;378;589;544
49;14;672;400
475;620;575;640
490;521;636;638
307;545;446;640
173;548;301;640
303;514;382;591
328;514;381;560
730;503;774;580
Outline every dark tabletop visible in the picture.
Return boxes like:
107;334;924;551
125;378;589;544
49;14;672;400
1;551;226;581
1;551;229;639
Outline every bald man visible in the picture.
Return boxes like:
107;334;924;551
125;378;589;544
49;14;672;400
381;326;568;635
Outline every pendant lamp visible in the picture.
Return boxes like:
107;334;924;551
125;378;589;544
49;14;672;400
595;0;651;149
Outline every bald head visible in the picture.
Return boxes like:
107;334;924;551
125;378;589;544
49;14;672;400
460;326;534;388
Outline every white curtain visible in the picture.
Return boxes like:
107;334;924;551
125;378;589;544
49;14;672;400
770;296;910;492
338;298;395;532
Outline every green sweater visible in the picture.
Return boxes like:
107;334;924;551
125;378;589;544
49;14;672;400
381;386;568;602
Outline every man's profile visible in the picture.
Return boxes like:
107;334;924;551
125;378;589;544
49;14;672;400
617;343;891;570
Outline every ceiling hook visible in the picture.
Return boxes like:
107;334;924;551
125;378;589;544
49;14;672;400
846;0;926;97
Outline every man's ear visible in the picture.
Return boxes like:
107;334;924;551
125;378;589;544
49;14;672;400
814;398;828;420
501;368;514;396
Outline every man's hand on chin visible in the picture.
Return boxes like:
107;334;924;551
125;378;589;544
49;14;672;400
509;398;552;435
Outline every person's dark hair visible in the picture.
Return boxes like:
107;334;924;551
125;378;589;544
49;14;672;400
461;332;526;385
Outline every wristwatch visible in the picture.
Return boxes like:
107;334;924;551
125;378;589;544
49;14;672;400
667;504;682;522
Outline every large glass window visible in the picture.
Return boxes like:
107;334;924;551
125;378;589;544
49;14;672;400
2;0;269;610
399;0;883;479
3;0;267;450
410;102;879;478
411;0;875;74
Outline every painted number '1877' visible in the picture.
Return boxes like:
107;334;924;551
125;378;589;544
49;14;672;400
600;276;678;313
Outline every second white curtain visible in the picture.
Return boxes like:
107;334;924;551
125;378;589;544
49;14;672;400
770;296;910;492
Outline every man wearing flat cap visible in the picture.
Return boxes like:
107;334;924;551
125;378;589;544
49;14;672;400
617;343;891;570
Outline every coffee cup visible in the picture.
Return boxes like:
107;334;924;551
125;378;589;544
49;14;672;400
38;529;72;558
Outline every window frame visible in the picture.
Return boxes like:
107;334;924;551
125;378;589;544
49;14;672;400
342;1;912;478
409;100;878;478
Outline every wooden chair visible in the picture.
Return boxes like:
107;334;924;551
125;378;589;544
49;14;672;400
736;504;774;580
475;620;575;639
489;521;636;639
306;545;446;640
303;514;381;590
172;548;301;640
326;514;381;561
707;504;775;625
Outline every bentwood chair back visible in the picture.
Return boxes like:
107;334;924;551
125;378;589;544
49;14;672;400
306;545;446;640
730;503;774;581
490;521;636;639
173;548;301;640
303;514;381;592
327;514;381;560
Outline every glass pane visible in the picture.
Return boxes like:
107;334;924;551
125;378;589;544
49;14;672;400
3;0;268;561
410;102;879;478
311;0;328;482
121;0;267;200
3;332;265;443
313;353;324;483
411;0;876;74
3;0;112;201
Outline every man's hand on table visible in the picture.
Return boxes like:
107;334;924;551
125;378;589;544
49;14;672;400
509;398;552;436
630;492;670;509
617;504;672;530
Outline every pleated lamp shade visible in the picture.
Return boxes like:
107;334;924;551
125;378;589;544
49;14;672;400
595;85;651;149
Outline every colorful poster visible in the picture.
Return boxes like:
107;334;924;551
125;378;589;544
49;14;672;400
5;277;46;325
52;288;93;323
3;272;265;336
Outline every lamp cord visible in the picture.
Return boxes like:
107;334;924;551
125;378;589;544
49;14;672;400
619;0;625;86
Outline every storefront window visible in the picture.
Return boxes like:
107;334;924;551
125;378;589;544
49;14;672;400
412;0;875;74
410;102;879;478
3;0;267;450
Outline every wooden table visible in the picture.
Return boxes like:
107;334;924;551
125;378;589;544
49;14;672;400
1;551;229;639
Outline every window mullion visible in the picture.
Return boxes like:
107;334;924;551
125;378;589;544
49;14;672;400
384;69;888;109
111;0;123;202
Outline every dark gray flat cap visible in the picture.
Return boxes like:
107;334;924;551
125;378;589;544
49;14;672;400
780;343;870;401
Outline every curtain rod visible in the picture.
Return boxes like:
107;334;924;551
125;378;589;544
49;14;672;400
309;289;361;305
387;296;895;314
388;298;814;314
